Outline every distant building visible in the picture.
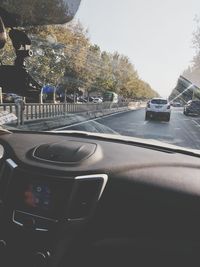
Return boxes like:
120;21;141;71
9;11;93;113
170;76;200;103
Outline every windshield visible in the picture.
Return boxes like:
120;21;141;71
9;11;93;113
1;0;200;151
151;99;168;105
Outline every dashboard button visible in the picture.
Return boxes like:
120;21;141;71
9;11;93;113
0;240;6;251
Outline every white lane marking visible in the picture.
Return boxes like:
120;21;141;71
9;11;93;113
54;109;135;131
95;110;133;121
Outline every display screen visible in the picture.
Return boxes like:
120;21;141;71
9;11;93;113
24;183;51;211
8;169;74;219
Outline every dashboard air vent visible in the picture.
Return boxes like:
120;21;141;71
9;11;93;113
68;174;108;220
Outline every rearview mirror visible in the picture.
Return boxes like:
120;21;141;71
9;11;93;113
0;0;81;27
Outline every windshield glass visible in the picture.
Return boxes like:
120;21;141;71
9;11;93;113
151;99;168;105
1;0;200;151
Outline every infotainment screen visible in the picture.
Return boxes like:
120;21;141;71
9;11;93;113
9;169;74;219
24;183;51;211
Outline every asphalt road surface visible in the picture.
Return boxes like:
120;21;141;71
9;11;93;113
58;107;200;150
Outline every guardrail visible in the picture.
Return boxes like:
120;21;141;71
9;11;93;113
0;101;145;126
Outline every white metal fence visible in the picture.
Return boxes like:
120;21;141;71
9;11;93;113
0;101;132;126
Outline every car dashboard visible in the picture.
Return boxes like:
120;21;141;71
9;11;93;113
0;132;200;266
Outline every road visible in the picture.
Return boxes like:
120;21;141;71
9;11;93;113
58;107;200;150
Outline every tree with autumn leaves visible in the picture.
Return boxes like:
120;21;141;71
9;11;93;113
0;21;158;101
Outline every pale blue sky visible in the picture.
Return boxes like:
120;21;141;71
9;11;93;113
75;0;200;97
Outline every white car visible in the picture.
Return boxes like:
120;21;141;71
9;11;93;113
145;98;171;121
93;97;103;103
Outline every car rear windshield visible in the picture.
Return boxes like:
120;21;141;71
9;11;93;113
151;99;168;104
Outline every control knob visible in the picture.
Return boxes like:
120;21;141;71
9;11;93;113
33;251;50;267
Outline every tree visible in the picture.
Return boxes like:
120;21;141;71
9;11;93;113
0;21;158;101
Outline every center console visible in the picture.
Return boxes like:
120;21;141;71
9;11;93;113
0;154;108;267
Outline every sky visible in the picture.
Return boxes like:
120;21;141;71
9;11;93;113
75;0;200;97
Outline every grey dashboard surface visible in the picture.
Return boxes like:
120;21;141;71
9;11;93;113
1;132;200;241
1;132;200;206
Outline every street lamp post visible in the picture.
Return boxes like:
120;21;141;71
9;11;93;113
40;87;43;104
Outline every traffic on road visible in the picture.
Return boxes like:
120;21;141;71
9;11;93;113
60;106;200;150
145;98;171;121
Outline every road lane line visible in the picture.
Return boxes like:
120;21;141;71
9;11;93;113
55;109;139;131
